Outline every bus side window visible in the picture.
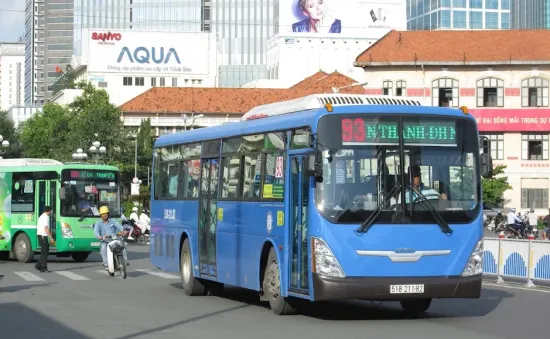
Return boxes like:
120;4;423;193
11;173;35;213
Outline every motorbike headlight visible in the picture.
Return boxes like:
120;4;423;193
61;222;74;238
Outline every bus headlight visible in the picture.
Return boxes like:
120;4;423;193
61;223;74;238
462;239;483;277
311;237;346;278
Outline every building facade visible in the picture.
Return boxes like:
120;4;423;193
0;43;25;111
8;105;43;128
355;29;550;213
407;0;511;30
511;0;550;29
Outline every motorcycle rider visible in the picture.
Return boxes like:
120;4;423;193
94;206;128;270
543;208;550;240
139;208;150;232
528;209;538;237
507;208;525;236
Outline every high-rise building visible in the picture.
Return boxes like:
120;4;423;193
25;0;74;105
0;43;25;111
511;0;550;29
407;0;511;30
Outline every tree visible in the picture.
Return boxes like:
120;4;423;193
19;103;74;160
136;118;155;171
0;110;19;157
482;165;512;206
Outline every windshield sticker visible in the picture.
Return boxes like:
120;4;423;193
24;180;33;194
263;184;273;198
266;211;273;234
335;161;346;184
109;182;115;187
275;156;284;178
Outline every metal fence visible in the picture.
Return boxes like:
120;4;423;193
483;237;550;287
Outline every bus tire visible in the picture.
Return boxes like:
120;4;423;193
400;299;431;317
180;238;207;296
263;248;298;315
13;233;33;263
71;252;90;262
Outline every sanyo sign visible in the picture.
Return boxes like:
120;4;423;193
117;46;181;65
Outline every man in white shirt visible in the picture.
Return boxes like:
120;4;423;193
35;206;53;273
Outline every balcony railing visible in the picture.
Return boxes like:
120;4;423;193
122;116;240;127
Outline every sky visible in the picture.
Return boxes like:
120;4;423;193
0;0;25;43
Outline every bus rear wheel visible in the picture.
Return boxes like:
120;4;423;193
13;233;33;263
180;238;207;296
71;252;90;262
400;299;432;317
263;248;298;315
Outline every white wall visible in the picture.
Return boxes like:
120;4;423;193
0;43;25;111
8;105;43;128
267;35;376;85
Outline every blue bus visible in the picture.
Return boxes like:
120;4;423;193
150;94;493;316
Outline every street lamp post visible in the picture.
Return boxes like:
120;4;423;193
72;148;88;162
89;140;107;164
181;113;204;131
0;135;10;159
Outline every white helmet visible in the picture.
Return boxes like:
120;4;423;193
132;207;138;212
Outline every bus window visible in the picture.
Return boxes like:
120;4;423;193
180;159;200;199
158;163;179;198
242;154;262;199
221;156;241;199
263;153;285;199
11;173;35;213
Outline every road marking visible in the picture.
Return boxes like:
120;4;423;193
54;271;90;281
134;269;179;279
95;270;135;279
483;282;550;294
14;271;46;282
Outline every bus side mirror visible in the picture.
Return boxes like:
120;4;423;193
480;153;493;178
59;187;67;199
305;153;323;182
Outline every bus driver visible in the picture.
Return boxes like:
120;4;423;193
404;165;448;203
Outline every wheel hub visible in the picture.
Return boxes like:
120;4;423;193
182;251;191;284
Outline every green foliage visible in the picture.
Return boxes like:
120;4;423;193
51;65;76;95
137;118;154;168
482;165;512;206
0;110;19;157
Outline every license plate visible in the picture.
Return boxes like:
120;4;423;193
91;242;100;247
390;284;425;294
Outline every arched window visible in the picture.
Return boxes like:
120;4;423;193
396;80;406;96
521;77;549;107
476;77;504;107
432;78;459;107
383;81;393;95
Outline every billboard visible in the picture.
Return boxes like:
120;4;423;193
280;0;406;37
84;29;212;75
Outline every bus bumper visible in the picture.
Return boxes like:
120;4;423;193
311;273;482;301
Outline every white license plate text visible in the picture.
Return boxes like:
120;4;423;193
390;284;425;294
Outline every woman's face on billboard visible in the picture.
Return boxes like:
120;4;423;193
302;0;325;20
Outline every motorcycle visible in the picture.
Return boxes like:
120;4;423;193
122;219;150;245
105;235;128;279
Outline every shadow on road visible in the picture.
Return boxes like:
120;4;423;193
0;302;90;339
0;283;56;294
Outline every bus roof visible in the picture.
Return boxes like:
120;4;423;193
154;94;473;148
241;94;422;121
0;158;119;172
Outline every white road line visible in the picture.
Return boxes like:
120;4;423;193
134;269;179;279
54;271;90;281
13;271;46;282
95;269;135;279
483;282;550;294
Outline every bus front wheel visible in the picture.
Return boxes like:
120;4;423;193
13;233;33;263
71;252;90;262
180;238;207;296
400;299;432;317
263;248;298;315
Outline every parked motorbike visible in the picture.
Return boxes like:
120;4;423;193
105;235;128;279
122;219;150;245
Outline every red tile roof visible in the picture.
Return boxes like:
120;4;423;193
355;29;550;66
120;71;364;114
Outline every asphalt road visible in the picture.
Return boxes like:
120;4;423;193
1;245;549;339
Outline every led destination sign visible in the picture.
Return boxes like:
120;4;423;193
68;170;117;181
341;118;457;146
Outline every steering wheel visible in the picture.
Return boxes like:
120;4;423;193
413;193;441;204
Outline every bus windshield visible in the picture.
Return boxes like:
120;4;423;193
60;169;121;218
315;114;480;224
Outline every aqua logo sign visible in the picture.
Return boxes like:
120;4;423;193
117;47;181;64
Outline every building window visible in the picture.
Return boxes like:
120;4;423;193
521;185;548;209
485;0;498;9
135;77;144;86
482;133;504;160
485;12;499;29
172;77;177;86
522;134;549;160
452;10;467;28
151;77;157;87
396;80;406;96
469;0;482;8
501;0;510;10
123;77;132;86
160;77;165;86
470;11;483;29
432;78;459;107
476;77;504;107
521;77;549;107
382;81;392;95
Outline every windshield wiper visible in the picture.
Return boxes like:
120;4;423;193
412;189;453;235
355;184;401;235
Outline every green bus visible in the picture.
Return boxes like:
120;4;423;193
0;158;121;262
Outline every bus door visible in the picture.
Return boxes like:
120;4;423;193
35;180;57;245
288;155;310;293
198;158;219;277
